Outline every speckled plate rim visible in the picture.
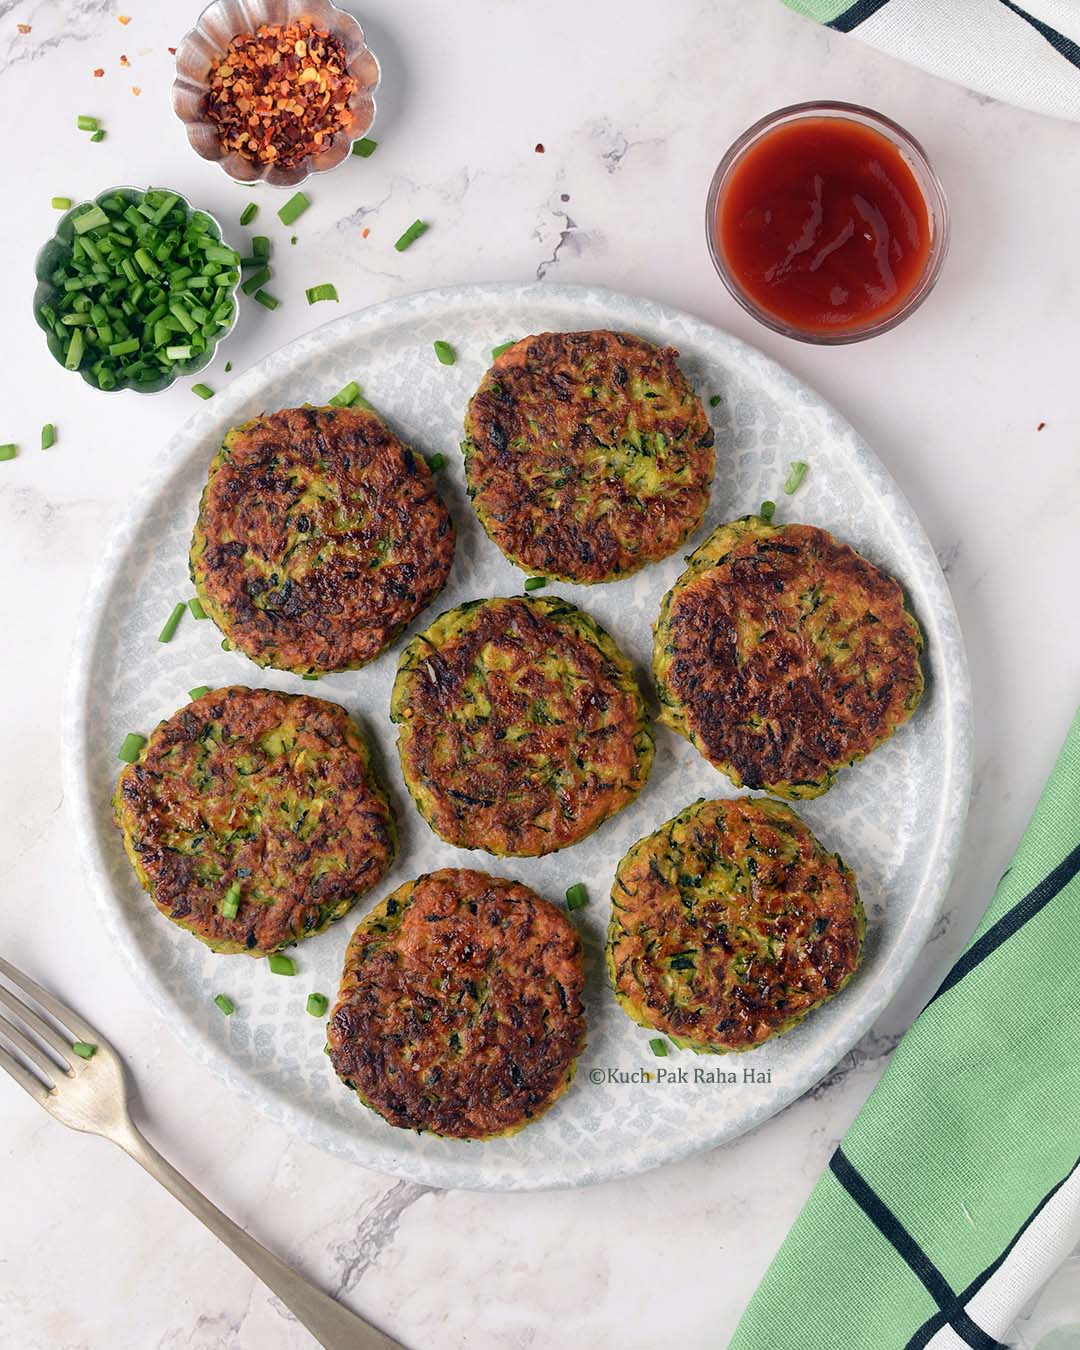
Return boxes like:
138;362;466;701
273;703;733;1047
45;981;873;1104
60;281;973;1192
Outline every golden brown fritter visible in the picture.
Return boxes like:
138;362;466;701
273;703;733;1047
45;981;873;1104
607;797;864;1053
190;404;455;674
328;868;586;1139
653;517;924;798
462;330;715;583
113;687;395;955
390;595;653;856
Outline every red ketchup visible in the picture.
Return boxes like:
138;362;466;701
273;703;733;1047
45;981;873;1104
715;117;932;336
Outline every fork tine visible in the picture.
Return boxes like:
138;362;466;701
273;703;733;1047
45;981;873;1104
0;1010;69;1081
0;981;73;1061
0;1042;52;1106
0;955;99;1048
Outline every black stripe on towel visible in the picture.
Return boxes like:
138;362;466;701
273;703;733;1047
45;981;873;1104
997;0;1080;71
827;0;893;31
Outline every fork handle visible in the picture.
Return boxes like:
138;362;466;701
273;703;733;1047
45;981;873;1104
113;1119;403;1350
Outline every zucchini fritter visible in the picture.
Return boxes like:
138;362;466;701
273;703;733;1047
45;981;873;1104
653;517;924;798
113;687;396;955
328;868;586;1139
391;595;653;856
462;330;715;583
190;404;455;674
607;797;864;1053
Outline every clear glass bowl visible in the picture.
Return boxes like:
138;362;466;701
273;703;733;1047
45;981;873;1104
705;101;950;345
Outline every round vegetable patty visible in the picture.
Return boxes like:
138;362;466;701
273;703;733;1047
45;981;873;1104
328;868;586;1139
113;687;396;956
462;330;715;583
190;404;455;674
654;517;924;798
607;797;864;1053
391;595;654;856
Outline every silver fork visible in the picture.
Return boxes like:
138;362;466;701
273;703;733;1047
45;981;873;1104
0;954;404;1350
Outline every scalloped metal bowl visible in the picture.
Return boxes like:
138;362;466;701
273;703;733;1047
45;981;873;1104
33;186;240;395
172;0;380;188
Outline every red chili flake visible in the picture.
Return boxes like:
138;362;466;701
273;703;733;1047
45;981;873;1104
93;67;105;77
119;54;129;66
118;14;131;24
204;20;357;170
168;46;176;54
1036;421;1046;431
17;23;31;33
535;142;545;153
132;85;141;95
361;227;370;238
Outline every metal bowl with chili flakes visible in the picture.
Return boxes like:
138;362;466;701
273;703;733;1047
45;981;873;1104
172;0;380;188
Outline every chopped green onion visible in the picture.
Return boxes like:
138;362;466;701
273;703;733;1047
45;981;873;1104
117;731;146;763
220;881;241;920
239;202;258;227
784;460;809;495
224;361;232;372
90;130;105;143
433;340;456;365
64;327;84;371
221;638;232;651
188;596;208;620
278;192;310;226
302;673;319;681
709;394;722;407
158;601;186;642
491;341;514;360
72;1042;97;1059
214;994;235;1016
305;283;339;305
267;954;296;977
393;219;428;252
253;289;279;310
188;685;211;700
565;883;588;910
328;380;360;408
251;235;270;259
165;345;192;361
524;577;547;591
0;445;16;462
648;1038;669;1058
40;424;56;450
306;992;329;1017
290;235;297;245
51;197;73;210
351;137;378;158
241;266;271;295
76;115;99;132
759;499;776;522
191;383;214;400
109;337;139;357
427;453;445;471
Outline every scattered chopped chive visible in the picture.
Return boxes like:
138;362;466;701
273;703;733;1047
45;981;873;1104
251;235;270;259
306;992;329;1017
224;361;232;372
214;994;235;1016
491;341;514;360
117;731;146;763
90;130;105;143
433;340;456;365
72;1042;97;1059
253;289;279;311
239;202;258;227
351;137;378;158
302;673;319;681
158;601;186;643
393;219;428;252
759;499;776;522
305;283;339;305
328;380;360;408
709;394;722;407
221;638;232;651
241;266;271;295
40;424;56;450
76;115;99;132
188;596;208;620
784;460;809;495
220;880;242;920
277;192;309;226
565;883;588;910
524;576;547;591
267;954;296;976
290;235;297;245
0;444;16;462
648;1038;669;1058
188;685;211;700
51;196;73;210
427;453;446;471
323;1042;330;1055
191;383;214;400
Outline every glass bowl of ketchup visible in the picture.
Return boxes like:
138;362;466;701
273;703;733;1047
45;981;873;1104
707;101;949;344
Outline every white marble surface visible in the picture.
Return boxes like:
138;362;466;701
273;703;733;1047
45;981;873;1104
1;2;1078;1347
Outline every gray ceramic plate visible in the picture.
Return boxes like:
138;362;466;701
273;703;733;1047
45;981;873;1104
61;282;972;1192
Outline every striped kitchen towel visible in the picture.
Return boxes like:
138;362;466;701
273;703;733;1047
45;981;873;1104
730;706;1080;1349
783;1;1080;121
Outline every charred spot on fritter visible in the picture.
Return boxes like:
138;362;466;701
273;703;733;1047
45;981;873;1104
328;868;586;1139
190;404;455;674
606;797;864;1053
462;330;715;584
391;595;653;857
653;517;924;798
112;687;396;955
